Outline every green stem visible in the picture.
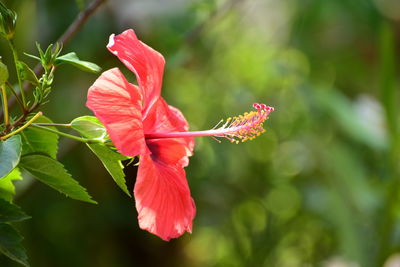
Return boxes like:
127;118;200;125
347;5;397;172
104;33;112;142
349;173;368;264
30;124;99;144
32;122;72;128
1;84;9;127
8;39;27;108
6;82;24;112
0;111;42;140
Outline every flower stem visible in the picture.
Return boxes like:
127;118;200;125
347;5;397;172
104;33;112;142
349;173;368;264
0;111;42;140
32;122;72;128
1;84;9;127
30;124;103;144
8;39;27;108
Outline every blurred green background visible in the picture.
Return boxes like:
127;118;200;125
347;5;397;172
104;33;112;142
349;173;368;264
1;0;400;266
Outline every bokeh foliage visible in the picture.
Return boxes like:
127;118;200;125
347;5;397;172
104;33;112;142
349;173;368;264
1;0;400;266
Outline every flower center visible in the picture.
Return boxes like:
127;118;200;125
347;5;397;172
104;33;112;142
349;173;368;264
144;103;274;142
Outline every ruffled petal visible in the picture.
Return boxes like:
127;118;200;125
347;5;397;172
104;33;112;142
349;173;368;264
143;97;194;166
107;29;165;113
134;154;196;241
86;68;149;157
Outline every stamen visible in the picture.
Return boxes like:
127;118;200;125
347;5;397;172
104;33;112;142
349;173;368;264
211;119;224;130
144;103;274;142
211;136;222;143
214;103;274;143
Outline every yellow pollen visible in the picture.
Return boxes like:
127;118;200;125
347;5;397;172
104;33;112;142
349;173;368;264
212;104;274;143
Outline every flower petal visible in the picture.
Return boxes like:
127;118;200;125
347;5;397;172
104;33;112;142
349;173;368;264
146;139;190;167
86;68;149;157
143;97;194;166
107;29;165;114
135;154;196;241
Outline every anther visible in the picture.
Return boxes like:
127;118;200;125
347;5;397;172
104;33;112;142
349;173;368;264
212;103;274;143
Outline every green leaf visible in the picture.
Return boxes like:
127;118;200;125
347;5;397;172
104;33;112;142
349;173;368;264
0;168;22;202
88;143;130;197
0;61;9;85
71;116;107;140
0;1;17;39
35;42;45;61
0;199;30;223
20;116;59;159
20;155;96;204
16;61;39;86
71;117;130;196
55;52;101;73
0;223;29;266
23;52;40;62
0;135;22;179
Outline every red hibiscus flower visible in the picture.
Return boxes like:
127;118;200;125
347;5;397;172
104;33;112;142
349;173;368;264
86;29;274;241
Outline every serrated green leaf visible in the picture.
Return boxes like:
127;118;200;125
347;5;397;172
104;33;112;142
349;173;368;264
20;155;96;204
0;168;22;202
0;135;22;179
0;199;30;223
0;223;29;266
20;116;59;159
55;52;101;73
16;61;39;86
88;143;130;197
71;116;107;140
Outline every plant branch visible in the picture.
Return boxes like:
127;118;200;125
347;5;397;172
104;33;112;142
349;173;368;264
30;124;105;144
0;111;42;140
33;122;72;128
0;0;108;120
58;0;107;45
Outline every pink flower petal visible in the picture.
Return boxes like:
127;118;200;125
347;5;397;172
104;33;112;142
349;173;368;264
143;97;194;166
146;139;190;167
86;68;149;157
107;29;165;114
135;154;196;241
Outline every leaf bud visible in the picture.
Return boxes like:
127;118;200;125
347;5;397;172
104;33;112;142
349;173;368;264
0;2;17;40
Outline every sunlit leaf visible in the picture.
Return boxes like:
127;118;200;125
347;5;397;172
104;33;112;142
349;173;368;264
0;135;22;179
55;52;101;73
71;116;107;140
20;155;96;204
0;168;22;202
0;223;29;266
20;116;59;159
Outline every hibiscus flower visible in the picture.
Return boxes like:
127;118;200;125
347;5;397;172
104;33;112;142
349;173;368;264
86;29;274;241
